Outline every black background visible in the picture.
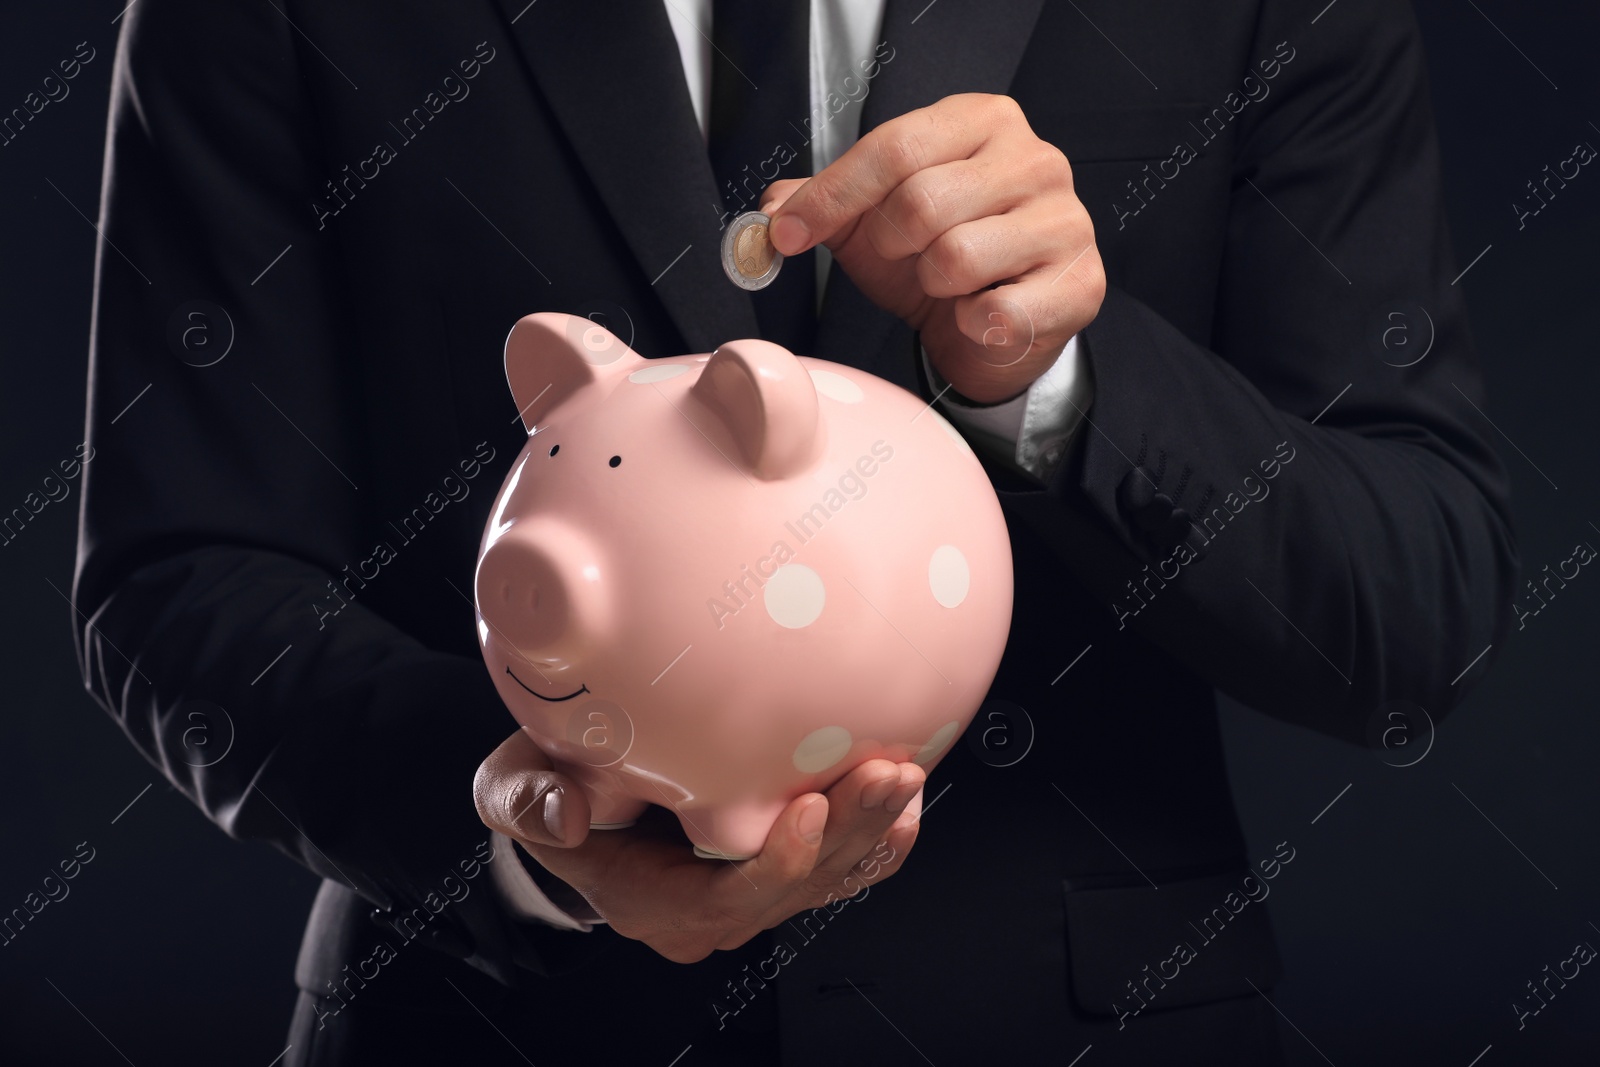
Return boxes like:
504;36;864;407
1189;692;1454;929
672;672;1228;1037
2;2;1596;1063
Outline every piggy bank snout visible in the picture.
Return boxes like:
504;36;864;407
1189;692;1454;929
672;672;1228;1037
475;521;608;663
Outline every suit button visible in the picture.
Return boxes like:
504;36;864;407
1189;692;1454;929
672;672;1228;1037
1134;492;1177;534
1116;470;1157;524
1155;507;1191;549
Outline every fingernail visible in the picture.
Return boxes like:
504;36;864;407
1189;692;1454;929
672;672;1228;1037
860;776;897;810
541;786;568;844
508;780;547;837
771;213;810;255
798;797;827;844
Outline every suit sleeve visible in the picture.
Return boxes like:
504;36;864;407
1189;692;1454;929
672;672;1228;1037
998;0;1518;743
73;0;551;983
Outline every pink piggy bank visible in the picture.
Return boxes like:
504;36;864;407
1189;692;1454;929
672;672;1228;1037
473;313;1013;860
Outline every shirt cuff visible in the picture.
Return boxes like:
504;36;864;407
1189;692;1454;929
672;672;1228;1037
487;830;601;932
920;335;1092;483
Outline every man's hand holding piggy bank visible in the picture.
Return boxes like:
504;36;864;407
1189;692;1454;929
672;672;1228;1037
477;730;926;963
472;307;1012;960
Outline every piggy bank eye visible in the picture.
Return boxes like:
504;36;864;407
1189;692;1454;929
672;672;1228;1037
608;455;622;468
548;444;559;457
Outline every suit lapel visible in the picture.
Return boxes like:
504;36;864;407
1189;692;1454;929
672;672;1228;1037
860;0;1049;132
815;0;1049;382
492;0;758;354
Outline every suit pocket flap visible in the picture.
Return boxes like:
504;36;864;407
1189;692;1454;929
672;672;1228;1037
1062;868;1284;1016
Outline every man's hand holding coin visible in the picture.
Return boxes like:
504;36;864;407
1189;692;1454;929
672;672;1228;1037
761;93;1105;405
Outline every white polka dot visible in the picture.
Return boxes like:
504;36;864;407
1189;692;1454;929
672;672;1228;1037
764;563;826;628
928;545;970;608
793;725;853;773
809;369;864;404
930;410;974;455
913;720;961;765
628;362;690;383
579;325;625;364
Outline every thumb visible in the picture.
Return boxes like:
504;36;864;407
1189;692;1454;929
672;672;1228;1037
474;727;592;848
758;177;809;216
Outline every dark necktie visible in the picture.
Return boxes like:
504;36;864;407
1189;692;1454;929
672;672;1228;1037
707;0;817;354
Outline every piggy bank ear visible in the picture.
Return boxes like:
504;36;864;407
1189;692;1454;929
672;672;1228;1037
504;313;643;433
689;339;824;480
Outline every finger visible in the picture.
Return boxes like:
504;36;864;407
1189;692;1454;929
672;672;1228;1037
893;786;923;829
950;244;1103;359
782;785;924;926
473;727;591;849
913;207;1066;300
731;793;829;888
864;800;924;885
849;797;923;892
860;157;1032;262
838;774;923;896
832;783;921;895
809;760;926;883
758;177;809;216
708;794;829;937
749;778;922;933
769;94;1017;255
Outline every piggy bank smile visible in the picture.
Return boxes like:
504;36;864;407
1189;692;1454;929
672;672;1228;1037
502;666;588;703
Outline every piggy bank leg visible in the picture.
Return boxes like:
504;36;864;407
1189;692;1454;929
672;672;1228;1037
555;763;648;829
681;801;790;862
583;790;648;830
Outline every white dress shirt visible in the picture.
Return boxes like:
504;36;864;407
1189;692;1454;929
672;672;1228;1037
490;0;1093;930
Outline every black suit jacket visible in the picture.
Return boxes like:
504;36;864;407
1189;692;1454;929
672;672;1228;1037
74;0;1516;1063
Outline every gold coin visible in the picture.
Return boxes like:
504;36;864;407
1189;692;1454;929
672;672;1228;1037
735;223;774;277
721;211;784;290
